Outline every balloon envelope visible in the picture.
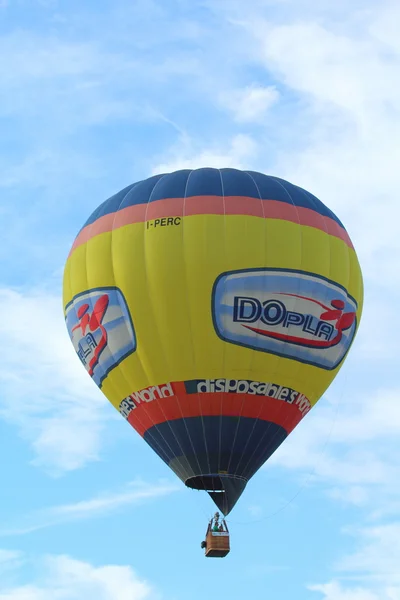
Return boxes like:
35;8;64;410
63;168;363;515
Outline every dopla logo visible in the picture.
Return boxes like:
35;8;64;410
212;268;358;370
65;287;136;387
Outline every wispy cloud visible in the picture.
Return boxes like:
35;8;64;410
309;522;400;599
0;551;21;564
0;287;109;473
0;549;25;582
336;524;400;584
0;552;159;600
151;133;259;173
0;479;179;537
218;85;279;123
267;380;400;515
327;487;369;508
229;5;400;276
309;581;381;600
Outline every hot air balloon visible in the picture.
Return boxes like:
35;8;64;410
63;168;363;556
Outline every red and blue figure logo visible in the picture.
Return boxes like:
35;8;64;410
65;287;136;387
212;268;358;370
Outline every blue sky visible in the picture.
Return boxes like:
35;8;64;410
0;0;399;598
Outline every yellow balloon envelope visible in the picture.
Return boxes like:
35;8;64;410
63;168;363;514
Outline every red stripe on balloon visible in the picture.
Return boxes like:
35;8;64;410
69;195;353;256
126;388;305;438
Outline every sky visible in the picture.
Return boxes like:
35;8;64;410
0;0;399;598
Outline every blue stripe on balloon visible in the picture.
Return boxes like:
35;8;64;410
143;415;287;482
80;168;345;230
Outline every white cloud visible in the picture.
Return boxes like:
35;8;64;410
266;381;400;515
152;133;258;173
0;480;179;537
309;581;381;600
0;550;23;569
0;145;103;191
0;287;109;473
0;551;20;562
353;294;397;362
219;84;279;122
337;524;400;584
0;30;153;125
327;486;369;507
257;22;393;121
0;553;159;600
309;522;400;599
229;6;400;284
0;21;212;130
369;501;400;522
51;480;177;519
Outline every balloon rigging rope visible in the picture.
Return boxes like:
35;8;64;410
225;368;347;526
